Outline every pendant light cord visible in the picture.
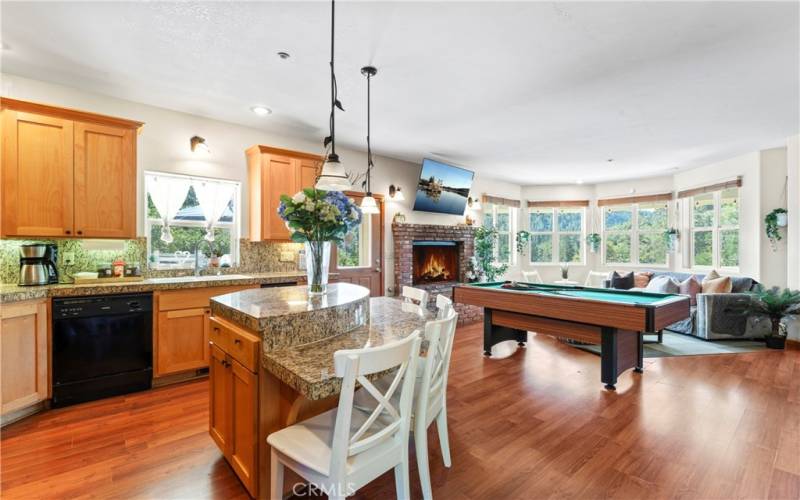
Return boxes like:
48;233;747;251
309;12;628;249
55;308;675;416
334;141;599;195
328;0;338;158
366;70;373;194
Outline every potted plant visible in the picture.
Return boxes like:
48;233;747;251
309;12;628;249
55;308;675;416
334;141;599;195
765;208;788;249
473;226;508;282
515;230;530;254
586;233;601;253
748;286;800;349
279;189;362;295
664;228;679;253
560;263;569;280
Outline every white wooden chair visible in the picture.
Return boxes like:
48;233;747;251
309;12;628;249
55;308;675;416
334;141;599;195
584;271;610;288
435;293;453;319
402;286;430;308
268;331;422;500
355;309;459;500
521;270;543;284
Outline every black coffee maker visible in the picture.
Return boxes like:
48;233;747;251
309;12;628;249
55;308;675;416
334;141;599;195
19;243;59;286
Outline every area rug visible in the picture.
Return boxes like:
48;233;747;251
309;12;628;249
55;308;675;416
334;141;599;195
570;331;768;358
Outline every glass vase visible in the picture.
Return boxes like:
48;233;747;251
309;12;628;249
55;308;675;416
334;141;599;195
304;241;331;295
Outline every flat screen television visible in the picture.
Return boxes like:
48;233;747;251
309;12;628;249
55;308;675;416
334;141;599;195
412;158;475;215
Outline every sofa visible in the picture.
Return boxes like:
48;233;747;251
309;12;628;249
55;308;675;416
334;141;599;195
603;271;771;340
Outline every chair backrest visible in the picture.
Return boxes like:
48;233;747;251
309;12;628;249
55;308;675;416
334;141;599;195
585;271;610;287
417;308;458;427
330;331;422;479
522;270;543;284
435;293;453;319
402;286;429;307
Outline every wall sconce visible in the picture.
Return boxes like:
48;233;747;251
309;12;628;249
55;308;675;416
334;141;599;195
190;135;210;154
467;196;481;210
388;184;405;201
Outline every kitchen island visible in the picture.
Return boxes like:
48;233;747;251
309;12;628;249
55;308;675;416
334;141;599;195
208;283;430;498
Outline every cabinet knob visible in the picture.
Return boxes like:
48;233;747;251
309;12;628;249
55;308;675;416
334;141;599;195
77;230;83;235
65;230;71;235
214;327;220;333
234;339;241;345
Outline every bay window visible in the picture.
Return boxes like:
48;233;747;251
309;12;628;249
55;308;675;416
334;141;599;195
602;199;668;266
690;187;739;269
529;207;584;264
145;172;241;269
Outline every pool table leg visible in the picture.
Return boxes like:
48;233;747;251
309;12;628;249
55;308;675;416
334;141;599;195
483;309;527;356
600;328;618;390
634;332;644;373
601;328;645;390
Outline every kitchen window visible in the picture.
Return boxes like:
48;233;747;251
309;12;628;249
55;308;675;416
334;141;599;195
483;203;517;265
690;187;739;269
603;200;669;266
529;207;584;264
145;172;241;269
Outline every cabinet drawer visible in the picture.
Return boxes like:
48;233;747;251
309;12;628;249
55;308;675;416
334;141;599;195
209;317;260;372
157;285;257;312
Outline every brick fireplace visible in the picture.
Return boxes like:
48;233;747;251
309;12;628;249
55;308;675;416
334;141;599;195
392;223;482;325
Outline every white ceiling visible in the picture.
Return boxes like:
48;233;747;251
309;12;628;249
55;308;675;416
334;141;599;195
2;1;798;184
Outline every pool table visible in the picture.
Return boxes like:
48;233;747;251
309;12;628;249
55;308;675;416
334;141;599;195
452;281;690;390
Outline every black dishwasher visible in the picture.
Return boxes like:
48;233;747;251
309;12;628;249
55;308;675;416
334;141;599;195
52;293;153;407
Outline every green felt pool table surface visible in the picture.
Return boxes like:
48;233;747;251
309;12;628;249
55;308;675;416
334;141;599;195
468;282;678;306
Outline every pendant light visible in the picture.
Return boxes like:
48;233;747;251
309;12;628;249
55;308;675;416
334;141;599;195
359;65;379;214
315;0;352;192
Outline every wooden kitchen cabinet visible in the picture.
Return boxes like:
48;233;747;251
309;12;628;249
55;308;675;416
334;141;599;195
1;98;141;239
246;145;322;241
154;285;257;378
0;299;48;422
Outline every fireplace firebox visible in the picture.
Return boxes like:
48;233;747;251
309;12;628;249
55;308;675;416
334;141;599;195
412;241;459;285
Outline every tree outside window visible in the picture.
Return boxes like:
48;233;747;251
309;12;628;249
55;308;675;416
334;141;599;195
483;203;516;265
529;208;584;264
603;201;668;266
691;188;739;269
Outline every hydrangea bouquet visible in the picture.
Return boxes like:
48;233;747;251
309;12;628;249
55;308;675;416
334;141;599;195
278;189;362;294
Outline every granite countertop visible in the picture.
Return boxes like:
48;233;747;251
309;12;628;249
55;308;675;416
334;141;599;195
263;297;432;400
0;271;309;303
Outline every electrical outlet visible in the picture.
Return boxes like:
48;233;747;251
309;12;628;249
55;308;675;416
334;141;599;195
279;251;295;262
63;251;75;266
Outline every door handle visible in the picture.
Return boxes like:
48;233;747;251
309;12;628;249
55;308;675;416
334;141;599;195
375;268;381;273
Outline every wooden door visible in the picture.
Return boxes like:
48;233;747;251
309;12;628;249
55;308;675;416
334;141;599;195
297;158;320;191
229;359;258;497
209;344;231;453
1;300;48;415
155;307;210;376
1;111;74;237
265;155;295;240
332;192;384;296
73;122;136;238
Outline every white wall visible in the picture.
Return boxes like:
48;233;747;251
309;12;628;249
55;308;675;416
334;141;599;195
787;135;800;341
759;147;788;289
1;73;521;294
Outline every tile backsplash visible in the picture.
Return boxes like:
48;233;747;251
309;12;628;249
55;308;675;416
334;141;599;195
0;238;301;284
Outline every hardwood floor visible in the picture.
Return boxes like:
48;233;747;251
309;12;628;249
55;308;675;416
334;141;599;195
2;323;799;499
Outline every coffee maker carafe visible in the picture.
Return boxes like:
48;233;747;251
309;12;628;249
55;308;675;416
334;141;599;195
19;244;58;286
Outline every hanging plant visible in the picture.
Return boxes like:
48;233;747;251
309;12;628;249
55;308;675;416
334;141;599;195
663;228;679;253
586;233;601;253
515;230;531;253
765;208;787;248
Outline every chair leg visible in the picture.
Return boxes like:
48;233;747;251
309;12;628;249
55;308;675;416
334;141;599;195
415;429;433;500
436;407;452;468
394;448;411;500
270;448;284;500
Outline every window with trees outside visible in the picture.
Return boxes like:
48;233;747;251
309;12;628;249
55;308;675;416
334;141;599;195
483;203;516;264
690;187;739;269
529;207;584;264
145;172;240;269
337;213;371;268
603;201;668;266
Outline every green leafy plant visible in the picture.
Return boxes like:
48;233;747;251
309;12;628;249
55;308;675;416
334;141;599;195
473;226;508;282
663;227;679;241
515;230;530;253
278;189;362;245
748;286;800;337
765;208;787;246
586;233;601;252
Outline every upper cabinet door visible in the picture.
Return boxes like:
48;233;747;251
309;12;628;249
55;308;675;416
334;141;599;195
1;111;74;237
73;122;136;238
265;155;296;240
297;158;320;191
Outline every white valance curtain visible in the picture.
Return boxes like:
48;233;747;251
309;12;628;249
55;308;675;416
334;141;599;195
146;175;191;243
193;179;235;241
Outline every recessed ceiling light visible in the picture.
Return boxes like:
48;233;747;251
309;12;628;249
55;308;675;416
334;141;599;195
607;158;614;162
251;106;272;116
277;51;290;60
576;179;584;185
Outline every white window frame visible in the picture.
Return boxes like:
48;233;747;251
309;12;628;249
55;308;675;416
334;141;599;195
483;203;517;265
528;207;585;265
336;215;372;269
602;201;670;268
689;189;740;272
144;171;241;270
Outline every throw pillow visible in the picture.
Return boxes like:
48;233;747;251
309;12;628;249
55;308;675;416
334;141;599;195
679;275;702;305
730;277;754;293
702;271;732;293
645;275;680;294
610;271;634;290
634;272;654;288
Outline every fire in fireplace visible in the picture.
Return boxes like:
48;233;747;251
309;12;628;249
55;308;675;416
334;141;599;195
412;241;459;285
